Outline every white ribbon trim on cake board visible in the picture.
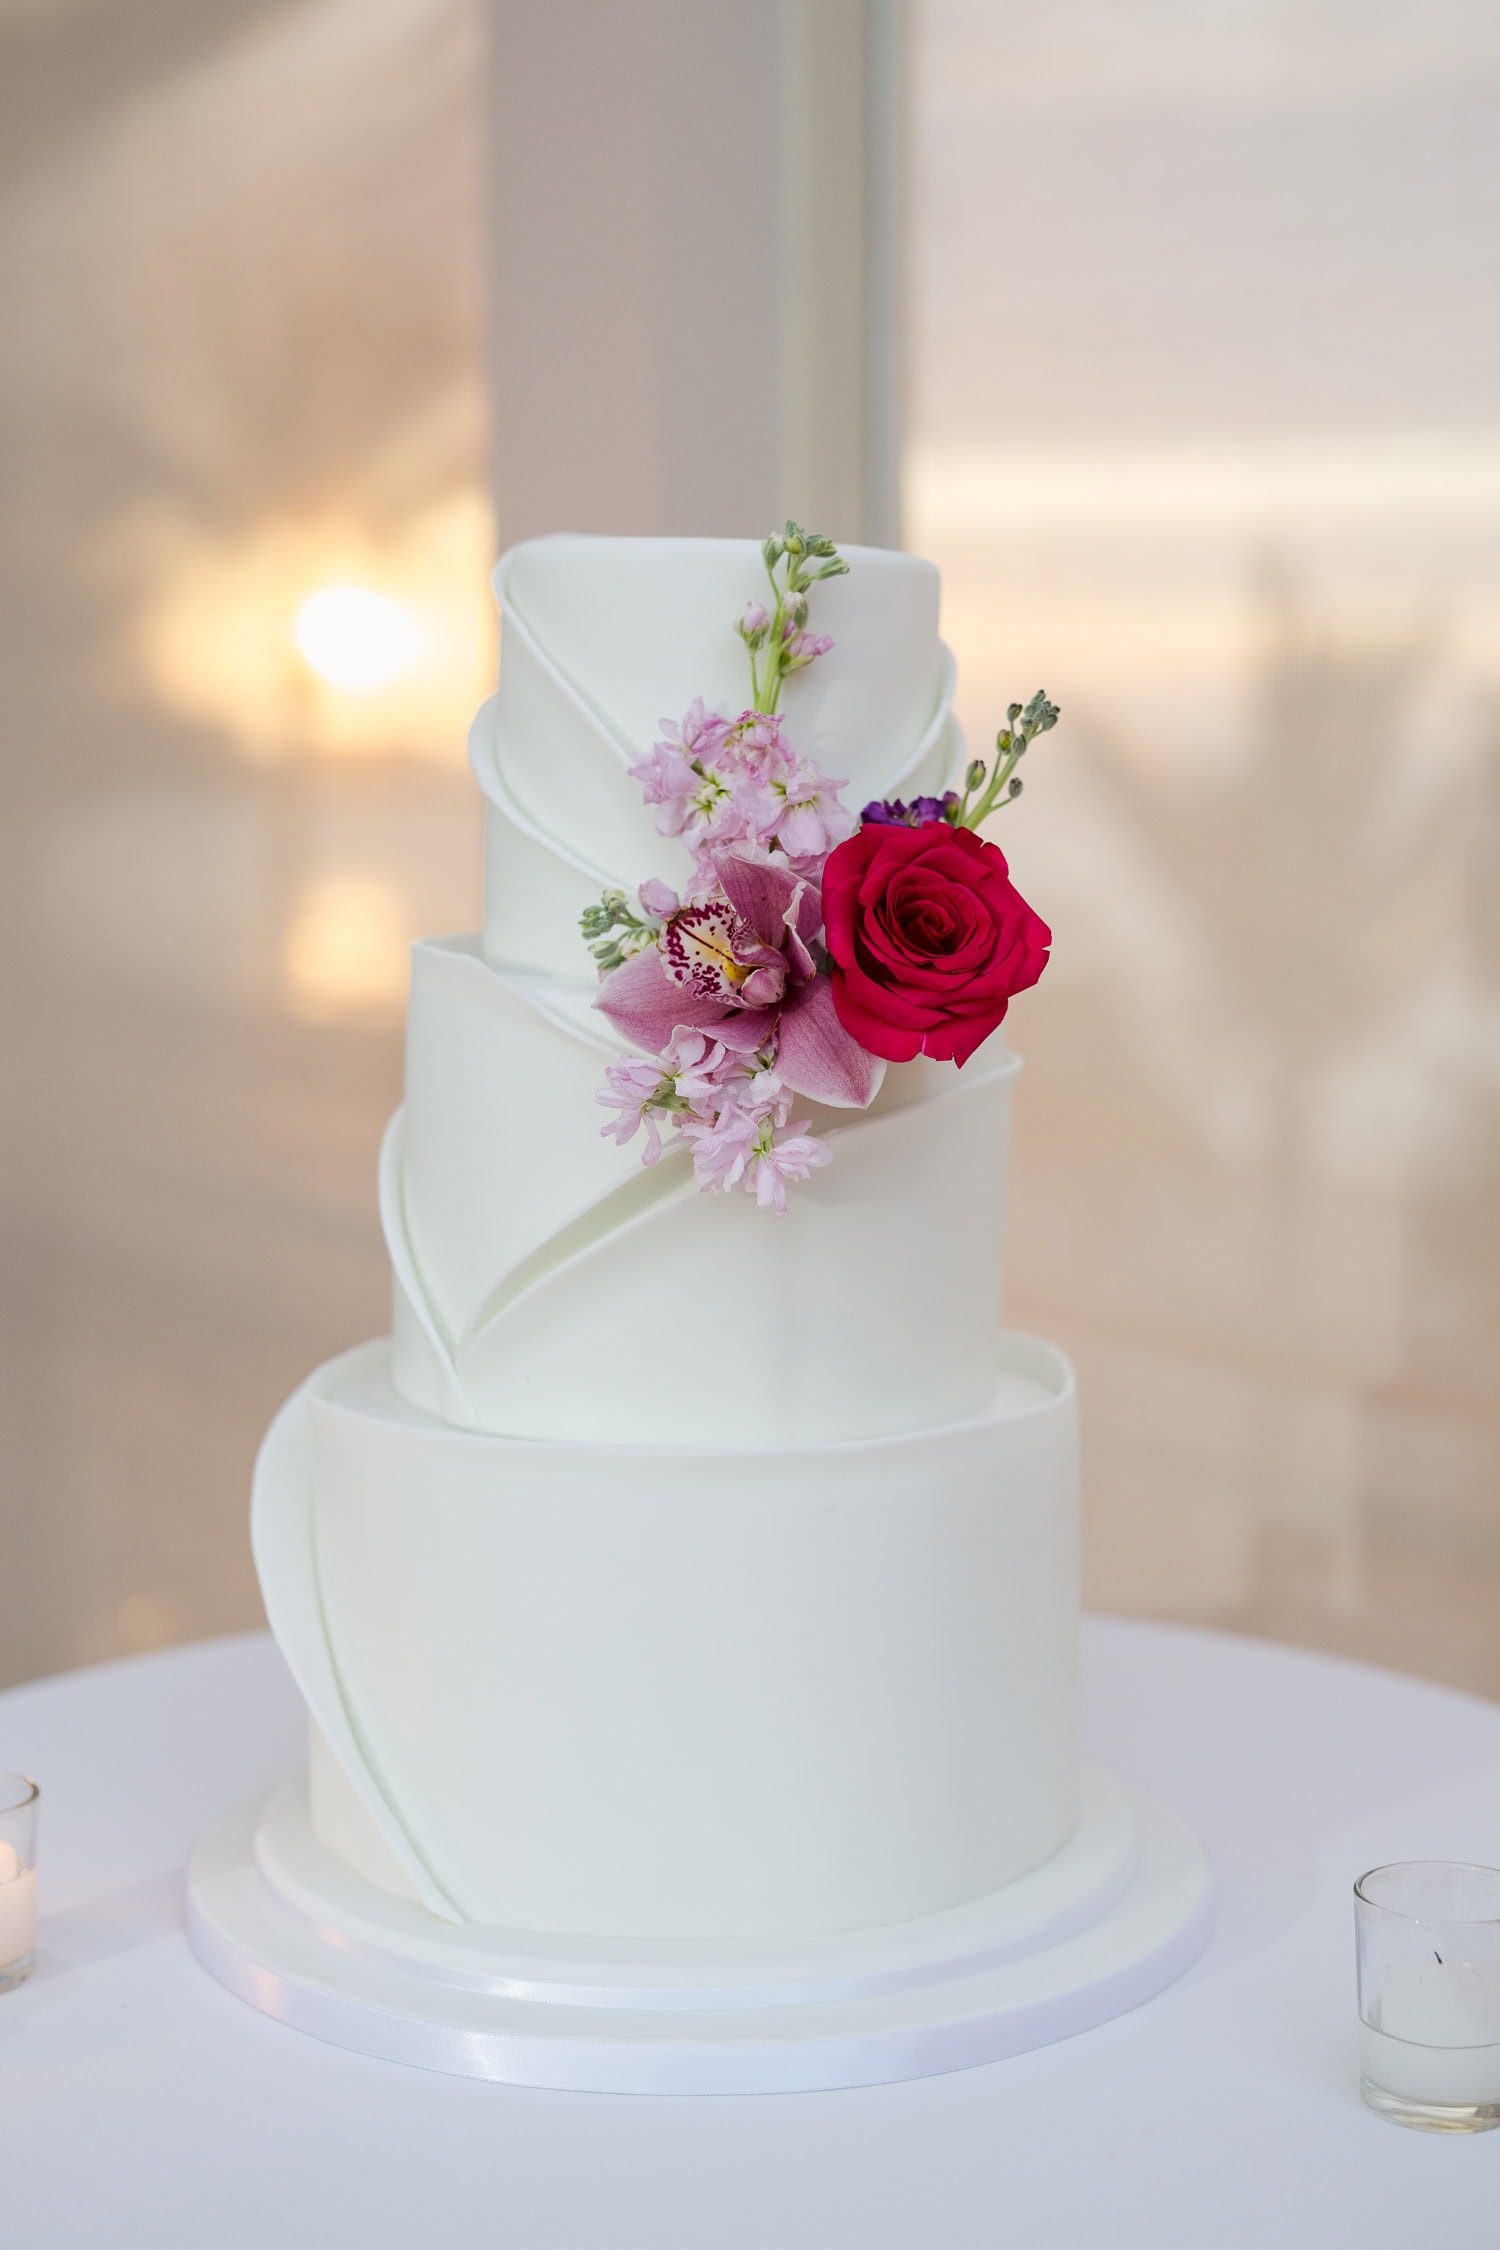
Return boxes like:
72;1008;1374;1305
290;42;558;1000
252;1772;1140;2014
186;1778;1214;2094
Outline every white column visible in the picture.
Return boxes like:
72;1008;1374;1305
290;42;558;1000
487;0;904;549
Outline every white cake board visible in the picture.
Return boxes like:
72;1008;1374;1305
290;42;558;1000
186;1769;1212;2094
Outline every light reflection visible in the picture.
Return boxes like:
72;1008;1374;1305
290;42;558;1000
133;489;495;764
280;871;412;1022
295;585;424;689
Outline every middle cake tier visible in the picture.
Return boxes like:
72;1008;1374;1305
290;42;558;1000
386;935;1020;1448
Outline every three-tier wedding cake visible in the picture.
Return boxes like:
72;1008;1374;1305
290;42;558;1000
187;532;1211;2091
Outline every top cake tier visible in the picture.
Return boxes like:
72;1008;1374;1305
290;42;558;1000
472;535;961;976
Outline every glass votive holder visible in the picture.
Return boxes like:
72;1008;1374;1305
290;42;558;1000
0;1773;38;1992
1355;1861;1500;2132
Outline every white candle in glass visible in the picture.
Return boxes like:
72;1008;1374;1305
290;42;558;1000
1361;1962;1500;2108
0;1840;37;1970
1356;1862;1500;2126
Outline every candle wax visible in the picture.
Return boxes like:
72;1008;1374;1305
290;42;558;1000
0;1840;35;1971
1363;1964;1500;2109
1361;2024;1500;2109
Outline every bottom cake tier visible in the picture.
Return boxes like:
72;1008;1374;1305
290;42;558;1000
253;1336;1082;1943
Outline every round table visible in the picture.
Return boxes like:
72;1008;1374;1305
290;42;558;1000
3;1620;1497;2246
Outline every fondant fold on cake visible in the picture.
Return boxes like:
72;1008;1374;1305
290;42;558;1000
250;1360;465;1921
378;1110;477;1429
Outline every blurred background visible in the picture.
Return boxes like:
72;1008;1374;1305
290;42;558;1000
1;0;1497;1693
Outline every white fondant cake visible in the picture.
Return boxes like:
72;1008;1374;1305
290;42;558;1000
207;536;1207;2087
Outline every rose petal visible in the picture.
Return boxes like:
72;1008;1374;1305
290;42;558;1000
828;969;924;1063
920;1008;1008;1067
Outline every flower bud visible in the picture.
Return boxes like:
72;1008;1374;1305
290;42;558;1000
736;600;770;649
637;878;679;920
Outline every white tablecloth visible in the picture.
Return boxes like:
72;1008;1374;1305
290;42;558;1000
2;1619;1497;2245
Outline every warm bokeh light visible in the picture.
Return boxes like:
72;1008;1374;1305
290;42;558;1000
294;584;424;689
280;871;412;1022
132;490;496;765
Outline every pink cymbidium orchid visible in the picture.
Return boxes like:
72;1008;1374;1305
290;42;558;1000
595;847;884;1111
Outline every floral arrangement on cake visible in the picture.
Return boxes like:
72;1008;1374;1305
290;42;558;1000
582;526;1056;1210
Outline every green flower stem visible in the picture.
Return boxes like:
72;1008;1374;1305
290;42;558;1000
959;736;1026;827
953;691;1059;830
750;523;849;714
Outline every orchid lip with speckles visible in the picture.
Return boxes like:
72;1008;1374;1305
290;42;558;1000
660;901;755;1002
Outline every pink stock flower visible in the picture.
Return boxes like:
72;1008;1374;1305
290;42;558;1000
596;1055;671;1161
749;1123;832;1212
665;697;734;762
628;699;738;845
721;712;853;859
676;1061;829;1212
728;709;785;757
771;761;857;859
745;1066;793;1123
629;698;855;869
679;1102;759;1193
661;1025;763;1113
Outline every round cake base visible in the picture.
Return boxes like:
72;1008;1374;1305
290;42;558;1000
186;1770;1212;2094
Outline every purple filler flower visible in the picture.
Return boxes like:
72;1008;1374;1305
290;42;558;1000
860;792;961;828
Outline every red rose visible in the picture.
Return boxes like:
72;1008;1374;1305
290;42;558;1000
821;821;1050;1067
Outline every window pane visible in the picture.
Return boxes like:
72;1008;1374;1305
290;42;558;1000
910;0;1500;1689
0;0;490;1682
